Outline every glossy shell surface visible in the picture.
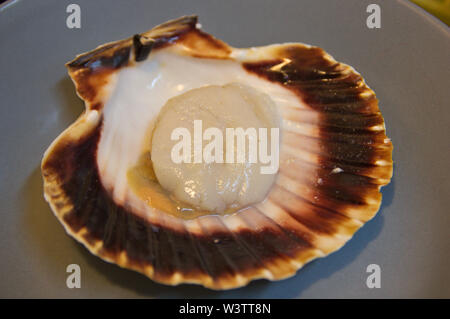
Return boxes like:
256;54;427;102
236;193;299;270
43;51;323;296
41;16;393;290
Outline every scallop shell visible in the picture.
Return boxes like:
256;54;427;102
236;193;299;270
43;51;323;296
42;16;393;290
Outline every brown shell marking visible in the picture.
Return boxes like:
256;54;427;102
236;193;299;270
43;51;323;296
42;16;393;289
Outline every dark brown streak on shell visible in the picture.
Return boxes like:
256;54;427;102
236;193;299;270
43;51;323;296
133;34;154;62
66;15;198;73
243;45;393;220
66;41;131;70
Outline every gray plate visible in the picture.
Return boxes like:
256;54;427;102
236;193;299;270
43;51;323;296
0;0;449;298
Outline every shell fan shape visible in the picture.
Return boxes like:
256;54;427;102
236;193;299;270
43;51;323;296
42;16;393;290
